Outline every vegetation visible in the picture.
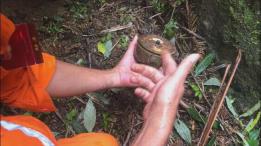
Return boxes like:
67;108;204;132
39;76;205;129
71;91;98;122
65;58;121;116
221;0;260;65
2;0;260;145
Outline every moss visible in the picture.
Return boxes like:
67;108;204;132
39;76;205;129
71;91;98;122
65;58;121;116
219;0;261;66
197;0;261;110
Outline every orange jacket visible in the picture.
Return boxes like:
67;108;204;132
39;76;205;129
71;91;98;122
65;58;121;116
0;14;119;146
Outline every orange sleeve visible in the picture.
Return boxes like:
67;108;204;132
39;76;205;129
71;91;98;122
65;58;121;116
1;115;119;146
0;53;57;112
0;13;15;55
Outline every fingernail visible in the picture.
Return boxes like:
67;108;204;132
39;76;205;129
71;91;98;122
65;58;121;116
190;54;201;64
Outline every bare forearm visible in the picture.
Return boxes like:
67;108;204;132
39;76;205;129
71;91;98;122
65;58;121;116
47;60;120;97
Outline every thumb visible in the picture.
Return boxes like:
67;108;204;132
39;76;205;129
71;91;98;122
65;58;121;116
125;35;138;55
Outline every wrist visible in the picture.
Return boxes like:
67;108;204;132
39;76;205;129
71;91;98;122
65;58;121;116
103;68;121;88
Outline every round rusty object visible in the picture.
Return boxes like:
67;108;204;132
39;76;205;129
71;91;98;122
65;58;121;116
134;34;176;68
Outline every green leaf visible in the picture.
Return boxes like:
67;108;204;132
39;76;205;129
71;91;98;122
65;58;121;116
240;101;260;118
119;35;129;48
97;41;106;55
236;131;250;146
246;139;259;146
83;99;96;132
225;96;239;118
102;112;110;130
204;77;221;86
245;112;261;133
187;106;205;123
104;40;113;58
174;119;192;144
249;128;260;140
186;106;220;129
163;19;179;39
66;108;78;122
206;136;216;146
190;84;203;100
194;53;215;76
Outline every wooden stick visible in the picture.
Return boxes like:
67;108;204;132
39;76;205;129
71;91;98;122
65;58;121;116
197;50;242;146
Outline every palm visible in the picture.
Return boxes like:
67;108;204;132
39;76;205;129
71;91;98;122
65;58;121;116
132;52;200;120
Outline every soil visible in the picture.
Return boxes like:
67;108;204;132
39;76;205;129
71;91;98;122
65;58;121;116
1;0;239;145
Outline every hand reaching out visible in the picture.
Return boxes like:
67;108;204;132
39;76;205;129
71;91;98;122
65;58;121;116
131;49;200;146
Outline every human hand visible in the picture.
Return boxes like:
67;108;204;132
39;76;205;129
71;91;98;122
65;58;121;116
131;51;200;146
112;35;163;91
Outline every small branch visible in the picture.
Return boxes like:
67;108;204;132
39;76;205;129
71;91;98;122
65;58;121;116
179;25;206;41
82;23;133;37
180;100;190;109
191;73;212;107
198;50;242;146
149;12;162;19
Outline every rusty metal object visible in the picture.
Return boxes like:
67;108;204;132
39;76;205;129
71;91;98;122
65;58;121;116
134;34;176;68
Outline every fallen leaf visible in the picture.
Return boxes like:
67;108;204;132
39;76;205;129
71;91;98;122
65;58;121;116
204;77;221;86
97;41;106;55
104;40;113;58
83;99;96;132
187;106;205;123
174;119;192;144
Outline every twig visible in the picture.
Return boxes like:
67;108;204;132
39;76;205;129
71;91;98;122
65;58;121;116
100;23;133;34
179;25;206;41
82;23;133;37
191;73;212;107
55;110;76;136
149;12;162;19
180;100;190;109
74;96;86;104
112;39;120;51
123;114;135;146
198;50;242;146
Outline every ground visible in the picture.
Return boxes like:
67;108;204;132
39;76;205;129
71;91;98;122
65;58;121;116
1;0;256;145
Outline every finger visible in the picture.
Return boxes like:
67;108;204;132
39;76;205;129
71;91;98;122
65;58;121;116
134;87;151;102
125;35;138;55
169;53;200;83
131;64;164;83
154;54;200;104
130;74;155;91
161;49;177;75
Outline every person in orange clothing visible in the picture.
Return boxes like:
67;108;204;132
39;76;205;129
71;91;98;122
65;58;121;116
1;13;200;146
